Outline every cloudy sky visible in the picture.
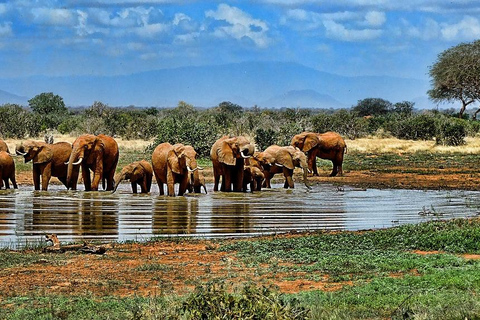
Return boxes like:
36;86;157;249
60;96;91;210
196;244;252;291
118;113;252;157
1;0;479;81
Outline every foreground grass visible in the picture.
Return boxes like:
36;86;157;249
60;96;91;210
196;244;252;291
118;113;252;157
2;219;480;319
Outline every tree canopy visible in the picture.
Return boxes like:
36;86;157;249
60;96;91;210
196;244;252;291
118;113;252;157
428;40;480;118
28;92;68;130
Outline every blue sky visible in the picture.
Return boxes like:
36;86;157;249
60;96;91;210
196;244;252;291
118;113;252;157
1;0;480;82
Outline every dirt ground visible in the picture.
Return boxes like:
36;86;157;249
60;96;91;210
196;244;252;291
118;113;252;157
3;164;480;299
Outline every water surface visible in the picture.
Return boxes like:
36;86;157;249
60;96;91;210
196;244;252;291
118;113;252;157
1;183;479;248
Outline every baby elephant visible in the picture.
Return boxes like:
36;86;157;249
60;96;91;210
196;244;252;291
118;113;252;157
243;166;264;193
188;171;208;194
113;160;153;194
0;151;17;189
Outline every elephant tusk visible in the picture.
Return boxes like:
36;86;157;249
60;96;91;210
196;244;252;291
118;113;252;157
16;150;27;156
275;163;284;167
197;166;204;170
187;166;198;173
64;161;69;165
241;153;251;159
72;157;83;165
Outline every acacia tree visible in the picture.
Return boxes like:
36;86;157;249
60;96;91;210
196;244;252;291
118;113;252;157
428;40;480;119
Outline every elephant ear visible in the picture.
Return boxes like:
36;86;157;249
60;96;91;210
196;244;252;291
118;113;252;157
168;149;182;174
302;133;320;152
33;144;53;164
218;139;236;166
275;148;295;170
131;163;143;180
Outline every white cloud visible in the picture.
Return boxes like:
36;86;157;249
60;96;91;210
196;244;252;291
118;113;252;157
323;20;382;41
205;4;271;48
31;8;76;26
364;11;386;27
441;16;480;41
402;18;440;40
0;3;8;15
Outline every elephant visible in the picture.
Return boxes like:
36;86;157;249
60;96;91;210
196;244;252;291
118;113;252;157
291;131;346;177
0;151;17;189
0;139;10;153
243;156;265;192
113;160;153;194
256;145;310;189
152;143;201;196
243;166;264;193
66;134;119;191
15;140;72;191
188;170;207;194
210;135;255;192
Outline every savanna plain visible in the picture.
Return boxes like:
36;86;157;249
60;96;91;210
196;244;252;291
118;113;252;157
2;135;480;319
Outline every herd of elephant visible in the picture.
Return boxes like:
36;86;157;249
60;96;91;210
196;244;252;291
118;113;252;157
0;131;346;196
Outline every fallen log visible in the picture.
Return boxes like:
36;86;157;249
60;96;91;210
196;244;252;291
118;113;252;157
43;234;107;254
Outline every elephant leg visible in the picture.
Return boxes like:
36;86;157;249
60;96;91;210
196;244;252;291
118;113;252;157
82;166;92;191
91;169;102;191
223;169;232;192
158;181;165;195
213;166;220;192
284;168;294;189
0;174;3;189
330;161;338;177
41;163;52;191
140;180;148;193
131;181;138;194
166;171;175;196
10;175;17;189
178;176;188;196
307;152;319;176
33;166;41;191
106;169;115;191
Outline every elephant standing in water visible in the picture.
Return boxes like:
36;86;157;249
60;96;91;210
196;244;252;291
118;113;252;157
291;131;346;177
256;145;310;189
66;134;119;191
15;141;72;191
113;160;153;194
152;143;201;196
243;156;265;192
0;151;17;189
210;136;255;192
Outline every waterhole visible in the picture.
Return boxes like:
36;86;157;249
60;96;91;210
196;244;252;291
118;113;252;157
1;183;479;248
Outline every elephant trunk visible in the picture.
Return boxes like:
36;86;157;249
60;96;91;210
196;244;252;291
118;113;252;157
302;167;311;190
112;172;125;193
190;169;202;193
66;147;83;189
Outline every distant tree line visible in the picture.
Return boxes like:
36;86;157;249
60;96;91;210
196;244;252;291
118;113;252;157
0;92;477;156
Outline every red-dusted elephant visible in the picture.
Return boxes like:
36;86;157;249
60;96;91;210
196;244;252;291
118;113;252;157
15;140;72;191
291;131;346;177
152;143;201;196
66;134;119;191
210;136;255;192
256;145;310;189
0;151;17;189
113;160;153;194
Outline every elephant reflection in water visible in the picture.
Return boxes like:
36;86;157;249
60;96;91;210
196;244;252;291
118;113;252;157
211;202;251;234
28;193;118;238
152;197;198;235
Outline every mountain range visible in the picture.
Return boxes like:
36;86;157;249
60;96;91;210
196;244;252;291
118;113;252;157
0;61;435;109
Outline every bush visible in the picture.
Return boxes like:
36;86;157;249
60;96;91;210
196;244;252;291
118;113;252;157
390;113;437;140
255;128;277;151
311;109;368;139
435;117;467;146
182;283;310;320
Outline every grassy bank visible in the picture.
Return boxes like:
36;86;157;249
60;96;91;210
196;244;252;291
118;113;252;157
2;218;480;319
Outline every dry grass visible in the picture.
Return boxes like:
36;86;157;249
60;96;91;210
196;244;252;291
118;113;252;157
5;134;480;156
346;136;480;154
3;134;154;153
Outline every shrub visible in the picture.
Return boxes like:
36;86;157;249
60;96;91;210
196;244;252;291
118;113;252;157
390;113;437;140
255;128;277;151
182;283;310;320
435;117;467;146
